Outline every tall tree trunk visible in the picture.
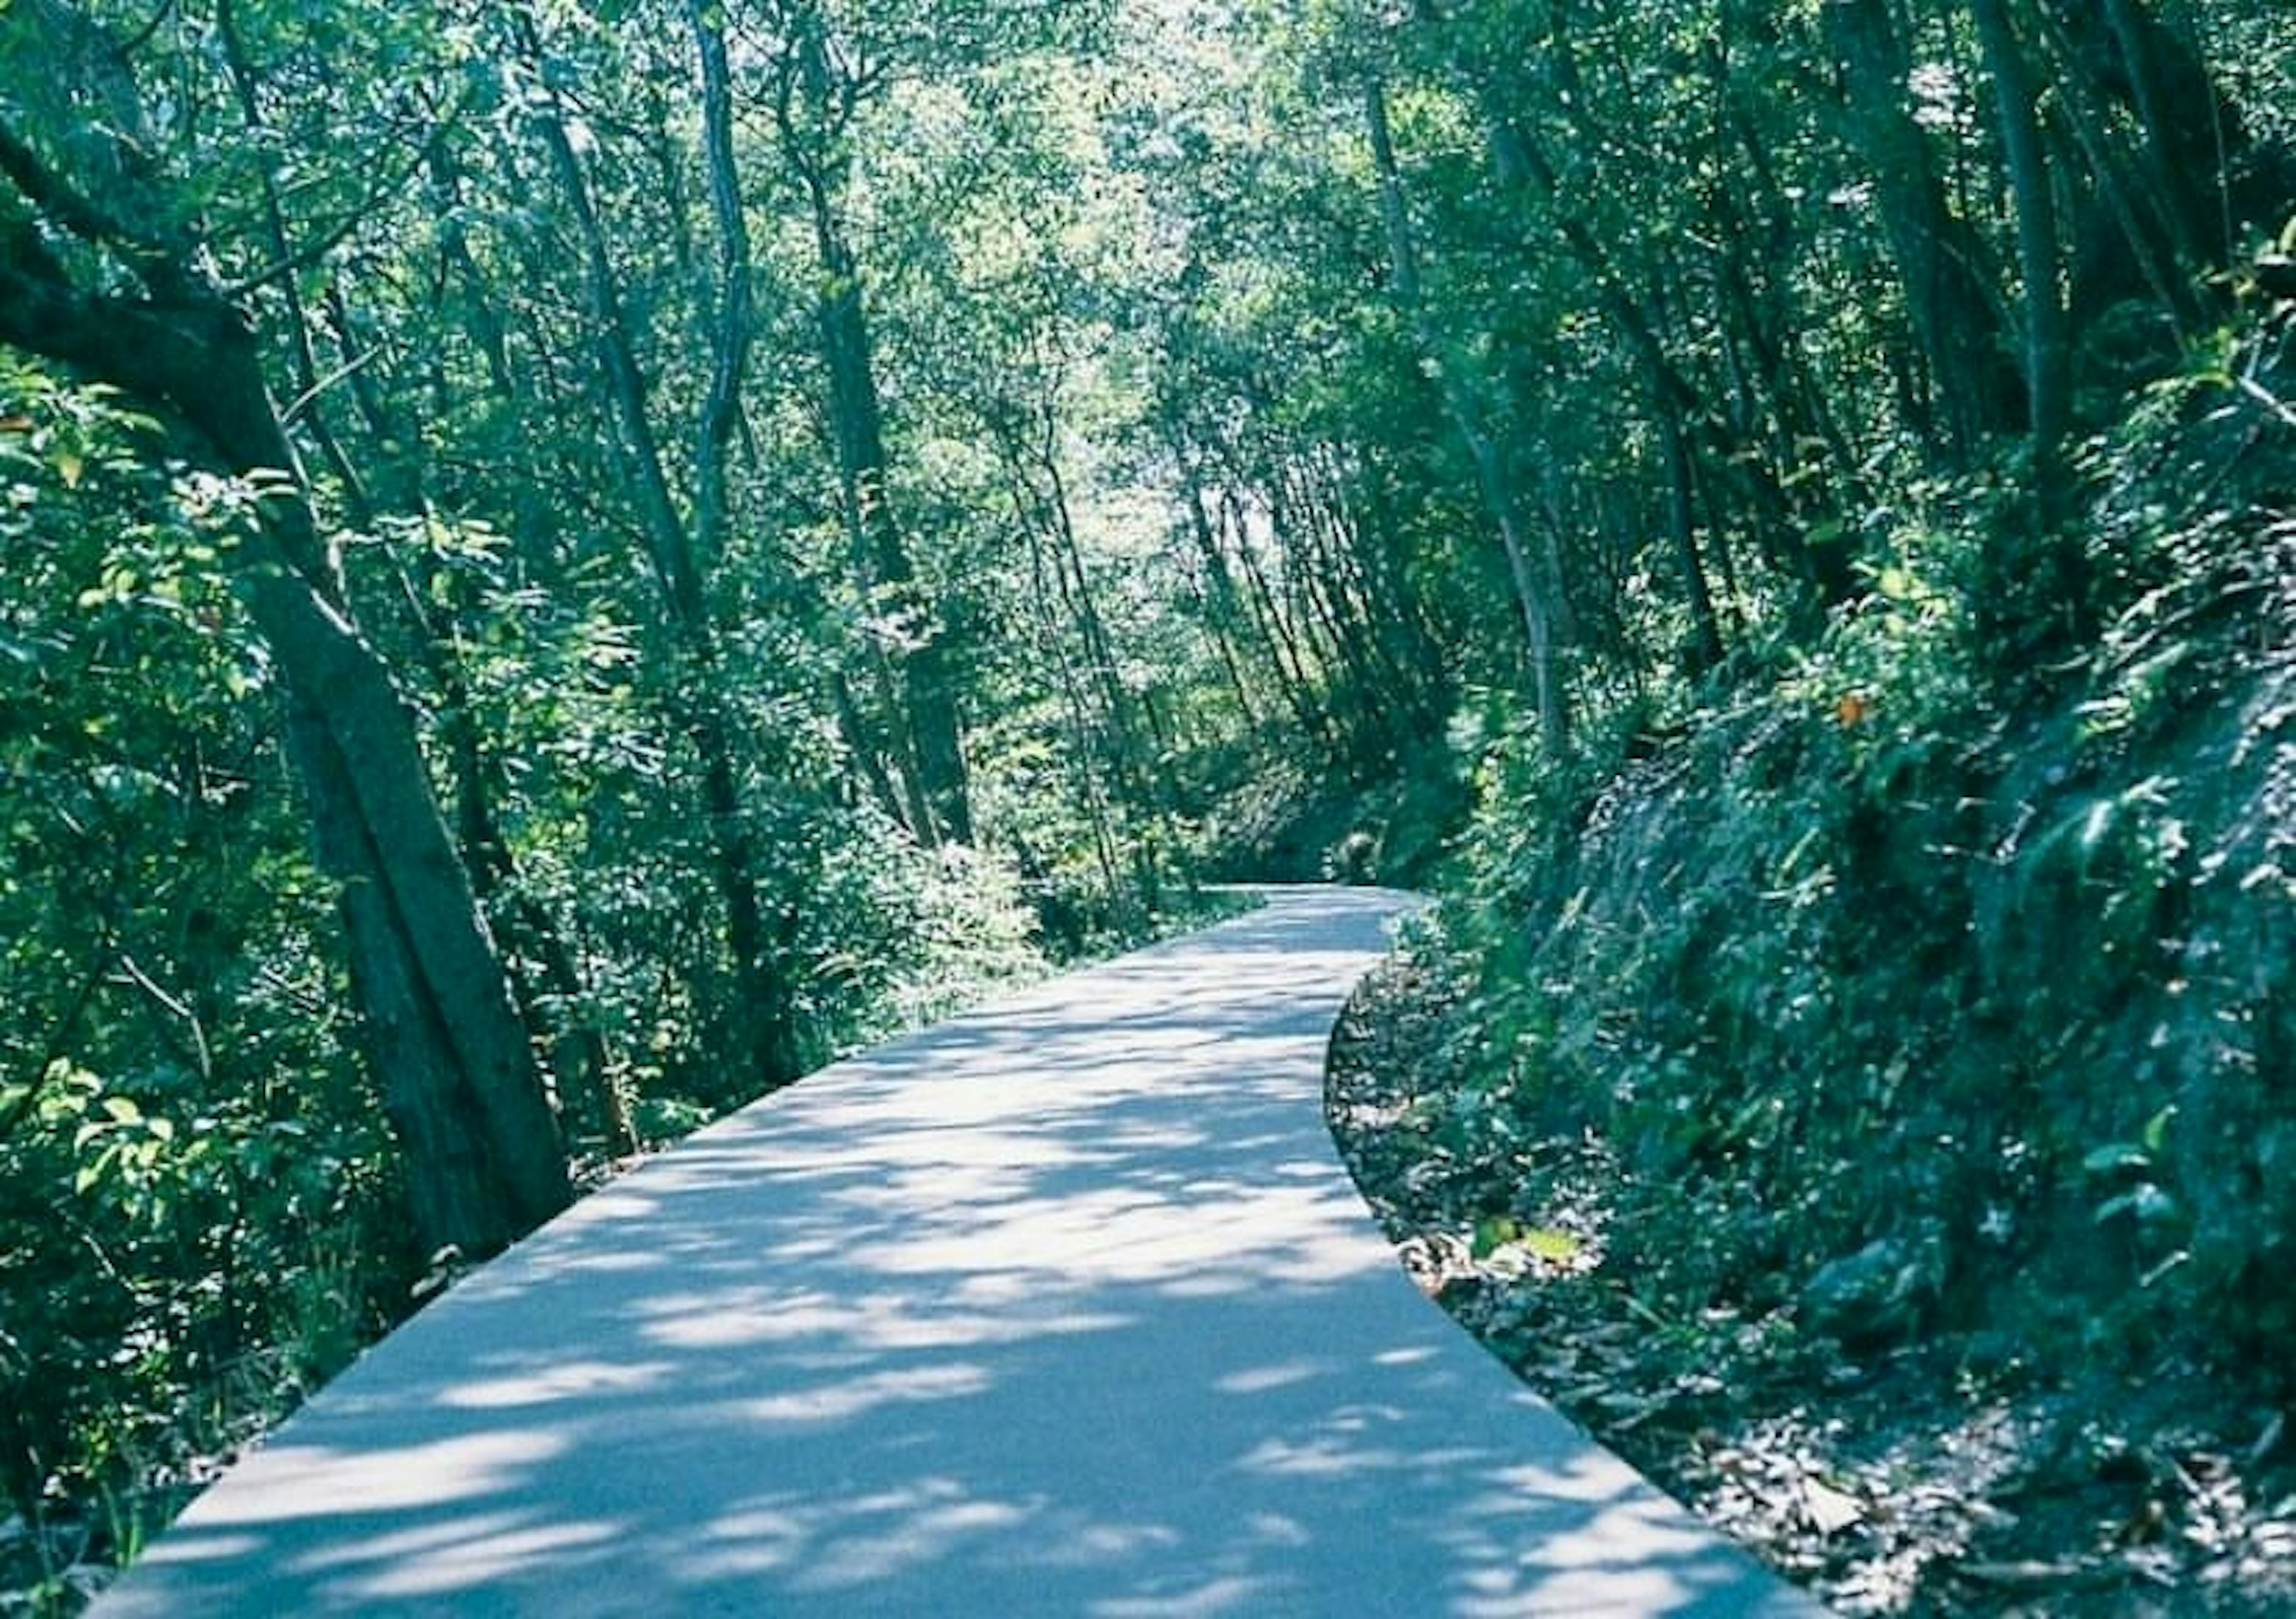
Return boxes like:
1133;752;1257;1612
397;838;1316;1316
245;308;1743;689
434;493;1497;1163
784;20;973;847
214;0;375;524
1364;77;1570;754
1348;447;1454;726
1968;0;2092;663
1006;402;1178;819
1173;469;1267;728
1661;404;1727;675
1970;0;2071;472
1222;486;1338;753
520;7;801;1096
1017;491;1133;917
685;0;805;1090
1825;0;2025;457
0;209;570;1258
2092;0;2288;270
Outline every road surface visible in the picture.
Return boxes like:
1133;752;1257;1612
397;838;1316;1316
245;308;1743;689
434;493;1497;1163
97;887;1819;1616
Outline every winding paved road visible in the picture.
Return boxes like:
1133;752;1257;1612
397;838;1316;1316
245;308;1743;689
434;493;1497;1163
97;887;1818;1616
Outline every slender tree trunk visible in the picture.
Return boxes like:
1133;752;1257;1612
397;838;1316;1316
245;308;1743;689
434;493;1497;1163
215;0;375;524
2094;0;2288;268
1175;473;1266;726
1224;488;1336;752
1364;76;1570;754
1040;434;1183;818
1704;32;1871;519
1661;405;1726;675
1971;0;2071;471
1281;463;1400;759
521;7;800;1096
1352;446;1455;725
828;669;912;826
784;23;973;847
1825;0;2025;457
1968;0;2095;662
690;0;753;595
685;0;803;1090
1018;496;1132;914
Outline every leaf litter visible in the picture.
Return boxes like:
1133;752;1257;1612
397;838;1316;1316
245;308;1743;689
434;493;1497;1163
1326;957;2296;1617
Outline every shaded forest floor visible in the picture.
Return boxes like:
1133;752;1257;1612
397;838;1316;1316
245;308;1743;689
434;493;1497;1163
1329;960;2296;1617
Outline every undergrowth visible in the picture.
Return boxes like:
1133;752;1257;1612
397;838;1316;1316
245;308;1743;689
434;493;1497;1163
1354;267;2296;1609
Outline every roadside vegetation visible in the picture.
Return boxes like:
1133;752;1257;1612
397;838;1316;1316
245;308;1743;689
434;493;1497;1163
1331;269;2294;1611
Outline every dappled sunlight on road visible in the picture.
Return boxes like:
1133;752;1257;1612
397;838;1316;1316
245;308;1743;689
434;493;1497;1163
436;1359;679;1410
96;888;1815;1617
164;1431;572;1523
289;1510;627;1600
630;1287;1134;1354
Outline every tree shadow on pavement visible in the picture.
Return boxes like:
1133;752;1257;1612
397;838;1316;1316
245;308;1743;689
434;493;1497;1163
96;888;1816;1617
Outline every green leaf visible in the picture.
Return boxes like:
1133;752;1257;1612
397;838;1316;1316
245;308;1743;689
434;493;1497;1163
1519;1226;1584;1264
1471;1215;1583;1264
1471;1214;1521;1259
2081;1142;2150;1175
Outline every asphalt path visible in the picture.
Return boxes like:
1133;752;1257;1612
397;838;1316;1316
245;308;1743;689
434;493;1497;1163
96;887;1820;1616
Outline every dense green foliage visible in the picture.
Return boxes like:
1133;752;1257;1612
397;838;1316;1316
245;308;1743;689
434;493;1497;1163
0;363;391;1563
1335;279;2292;1607
1440;299;2292;1373
1339;0;2296;1398
1;0;2289;1604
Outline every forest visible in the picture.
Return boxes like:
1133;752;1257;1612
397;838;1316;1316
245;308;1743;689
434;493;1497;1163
1;0;2290;1609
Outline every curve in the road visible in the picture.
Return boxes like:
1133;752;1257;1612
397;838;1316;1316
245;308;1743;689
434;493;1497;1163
96;886;1818;1617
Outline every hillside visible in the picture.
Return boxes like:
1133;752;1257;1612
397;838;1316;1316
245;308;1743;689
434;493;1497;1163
1329;270;2295;1611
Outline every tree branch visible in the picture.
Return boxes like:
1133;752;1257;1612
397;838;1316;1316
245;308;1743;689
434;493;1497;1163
0;119;158;256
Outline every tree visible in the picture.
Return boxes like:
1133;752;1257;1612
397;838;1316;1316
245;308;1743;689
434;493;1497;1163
1825;0;2024;457
0;5;569;1258
507;0;805;1095
1362;71;1573;751
768;0;978;847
